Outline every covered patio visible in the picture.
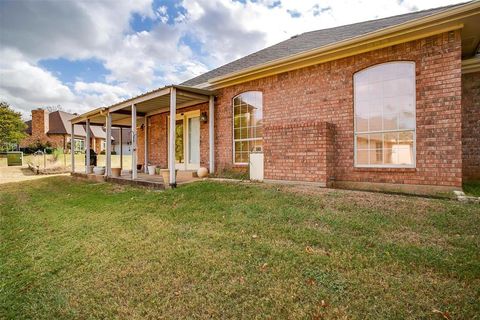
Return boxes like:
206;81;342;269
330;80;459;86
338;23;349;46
70;85;216;188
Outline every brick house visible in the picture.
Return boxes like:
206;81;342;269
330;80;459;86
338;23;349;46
22;108;109;154
71;2;480;194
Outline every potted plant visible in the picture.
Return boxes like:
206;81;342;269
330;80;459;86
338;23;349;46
147;164;157;176
93;166;105;175
160;168;178;185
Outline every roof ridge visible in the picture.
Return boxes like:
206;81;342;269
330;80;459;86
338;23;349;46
300;2;467;36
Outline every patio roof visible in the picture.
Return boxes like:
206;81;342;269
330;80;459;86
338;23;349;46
71;85;216;127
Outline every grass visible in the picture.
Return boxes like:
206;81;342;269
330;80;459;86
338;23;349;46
463;181;480;197
1;177;479;319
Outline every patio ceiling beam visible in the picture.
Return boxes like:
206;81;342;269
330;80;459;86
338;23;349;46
176;90;210;101
76;121;132;129
111;110;146;117
108;87;171;113
145;99;206;117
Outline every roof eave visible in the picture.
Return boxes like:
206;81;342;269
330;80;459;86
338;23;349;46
70;107;107;124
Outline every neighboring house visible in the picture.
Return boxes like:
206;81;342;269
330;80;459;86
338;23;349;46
71;2;480;194
111;128;132;155
22;108;110;153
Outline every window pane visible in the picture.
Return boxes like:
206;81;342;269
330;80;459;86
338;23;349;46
369;114;382;131
234;129;241;139
234;152;243;163
399;111;415;130
356;134;369;149
369;133;383;149
356;116;368;132
383;113;398;130
384;132;398;149
239;115;248;128
240;128;249;139
357;149;369;165
398;131;414;144
397;147;414;165
384;148;396;165
355;99;369;116
369;149;383;165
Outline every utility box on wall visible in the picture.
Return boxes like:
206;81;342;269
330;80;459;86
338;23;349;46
249;152;264;182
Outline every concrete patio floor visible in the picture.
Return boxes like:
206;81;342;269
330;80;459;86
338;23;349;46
71;170;201;189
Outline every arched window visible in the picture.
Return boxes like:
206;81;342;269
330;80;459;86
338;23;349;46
354;62;416;167
233;91;263;164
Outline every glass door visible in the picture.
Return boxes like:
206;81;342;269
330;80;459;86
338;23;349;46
186;116;200;170
175;119;184;168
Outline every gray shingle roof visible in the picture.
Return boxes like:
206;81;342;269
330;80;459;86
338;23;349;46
181;3;465;87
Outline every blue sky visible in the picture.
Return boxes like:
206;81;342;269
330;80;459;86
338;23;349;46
0;0;464;118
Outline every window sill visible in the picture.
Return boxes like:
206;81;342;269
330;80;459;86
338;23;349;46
354;166;417;172
233;163;248;167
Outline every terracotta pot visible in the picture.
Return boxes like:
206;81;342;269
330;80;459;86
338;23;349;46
111;167;121;177
160;169;178;185
197;167;209;178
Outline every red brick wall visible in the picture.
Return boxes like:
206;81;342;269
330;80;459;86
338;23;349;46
137;103;209;169
462;71;480;181
213;31;463;187
21;109;58;148
48;134;66;149
264;121;335;184
31;109;48;136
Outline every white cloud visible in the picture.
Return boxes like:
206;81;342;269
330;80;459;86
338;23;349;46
0;0;465;117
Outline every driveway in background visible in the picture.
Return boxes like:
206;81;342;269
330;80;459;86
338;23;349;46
0;166;68;184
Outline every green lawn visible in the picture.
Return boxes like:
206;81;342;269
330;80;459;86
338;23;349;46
464;181;480;197
1;177;479;319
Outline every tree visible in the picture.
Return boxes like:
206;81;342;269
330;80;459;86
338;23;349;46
0;102;27;151
46;105;64;113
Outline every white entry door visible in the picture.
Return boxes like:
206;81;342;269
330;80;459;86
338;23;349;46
170;111;200;171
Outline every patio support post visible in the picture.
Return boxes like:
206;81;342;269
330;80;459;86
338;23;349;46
144;116;148;173
168;87;176;188
85;119;91;174
120;127;123;170
131;104;137;180
106;113;112;177
71;123;75;173
209;95;215;174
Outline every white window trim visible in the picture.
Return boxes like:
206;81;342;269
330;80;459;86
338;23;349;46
232;91;263;166
353;61;417;168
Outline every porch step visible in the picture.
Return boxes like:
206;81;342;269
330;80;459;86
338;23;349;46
178;170;198;178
